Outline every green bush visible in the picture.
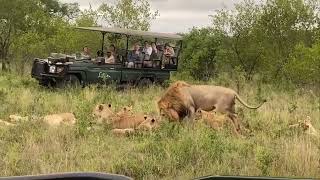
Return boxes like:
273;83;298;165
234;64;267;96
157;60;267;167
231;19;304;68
285;43;320;85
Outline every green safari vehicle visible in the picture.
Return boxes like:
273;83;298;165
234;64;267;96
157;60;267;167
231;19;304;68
31;26;183;88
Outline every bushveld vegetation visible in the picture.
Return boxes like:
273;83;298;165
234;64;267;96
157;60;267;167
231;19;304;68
0;72;319;179
0;0;320;179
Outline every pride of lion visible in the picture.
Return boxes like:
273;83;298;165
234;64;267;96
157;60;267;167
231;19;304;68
0;81;318;138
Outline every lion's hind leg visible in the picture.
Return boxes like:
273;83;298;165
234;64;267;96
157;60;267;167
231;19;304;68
227;113;246;138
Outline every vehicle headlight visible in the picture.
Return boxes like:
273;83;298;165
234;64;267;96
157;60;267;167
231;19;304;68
49;65;56;73
56;66;64;73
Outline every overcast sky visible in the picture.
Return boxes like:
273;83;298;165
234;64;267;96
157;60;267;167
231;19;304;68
60;0;242;33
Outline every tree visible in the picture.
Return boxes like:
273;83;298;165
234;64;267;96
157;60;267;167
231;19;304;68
98;0;159;31
0;0;34;71
209;0;319;81
258;0;319;78
0;0;80;71
284;42;320;85
180;28;221;81
211;0;264;80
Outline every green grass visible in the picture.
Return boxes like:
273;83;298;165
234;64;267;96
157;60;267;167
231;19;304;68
0;72;319;179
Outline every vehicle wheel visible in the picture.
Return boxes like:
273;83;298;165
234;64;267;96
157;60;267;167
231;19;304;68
39;80;50;87
137;78;153;88
57;74;81;88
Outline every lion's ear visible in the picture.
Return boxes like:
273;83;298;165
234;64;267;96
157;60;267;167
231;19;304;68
123;107;127;111
144;115;148;120
151;118;155;123
108;104;112;108
98;104;104;111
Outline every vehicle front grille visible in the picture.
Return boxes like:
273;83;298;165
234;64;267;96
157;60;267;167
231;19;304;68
31;60;48;77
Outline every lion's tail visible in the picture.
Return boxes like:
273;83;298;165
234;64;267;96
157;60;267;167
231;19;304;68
235;94;266;109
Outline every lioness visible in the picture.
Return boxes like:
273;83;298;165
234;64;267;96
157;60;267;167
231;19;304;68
158;81;266;131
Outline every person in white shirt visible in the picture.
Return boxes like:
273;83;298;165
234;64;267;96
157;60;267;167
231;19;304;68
142;41;152;60
105;50;115;64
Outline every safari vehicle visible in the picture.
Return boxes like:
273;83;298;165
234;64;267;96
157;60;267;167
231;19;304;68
31;27;183;88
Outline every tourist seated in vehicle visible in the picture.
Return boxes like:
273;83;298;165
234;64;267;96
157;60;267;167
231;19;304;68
105;49;115;64
144;42;159;68
142;41;152;60
126;43;142;68
81;46;91;59
151;42;158;55
162;43;175;68
109;44;119;62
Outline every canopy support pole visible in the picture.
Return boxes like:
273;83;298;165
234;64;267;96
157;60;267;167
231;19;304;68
176;40;183;67
101;32;106;52
125;35;129;61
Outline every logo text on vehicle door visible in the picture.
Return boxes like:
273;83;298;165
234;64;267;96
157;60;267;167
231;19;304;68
98;72;111;81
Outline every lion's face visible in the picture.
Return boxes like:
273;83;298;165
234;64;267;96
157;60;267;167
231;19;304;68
92;103;113;123
137;115;161;131
158;100;180;121
116;105;133;116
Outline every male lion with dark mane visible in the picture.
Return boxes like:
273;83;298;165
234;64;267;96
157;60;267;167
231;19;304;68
157;81;266;132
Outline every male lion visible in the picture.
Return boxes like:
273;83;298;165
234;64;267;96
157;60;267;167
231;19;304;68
158;81;266;131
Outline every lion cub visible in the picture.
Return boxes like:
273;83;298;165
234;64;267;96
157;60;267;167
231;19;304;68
43;113;76;127
111;115;161;136
289;116;319;137
111;108;146;129
194;109;228;130
92;103;114;124
0;119;15;127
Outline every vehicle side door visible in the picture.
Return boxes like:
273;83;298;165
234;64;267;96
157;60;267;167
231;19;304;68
86;63;122;84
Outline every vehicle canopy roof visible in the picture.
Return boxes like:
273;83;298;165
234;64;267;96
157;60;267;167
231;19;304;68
75;26;183;40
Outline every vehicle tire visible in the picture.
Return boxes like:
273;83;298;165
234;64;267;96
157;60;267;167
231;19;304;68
137;78;153;88
57;74;81;88
39;80;50;87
